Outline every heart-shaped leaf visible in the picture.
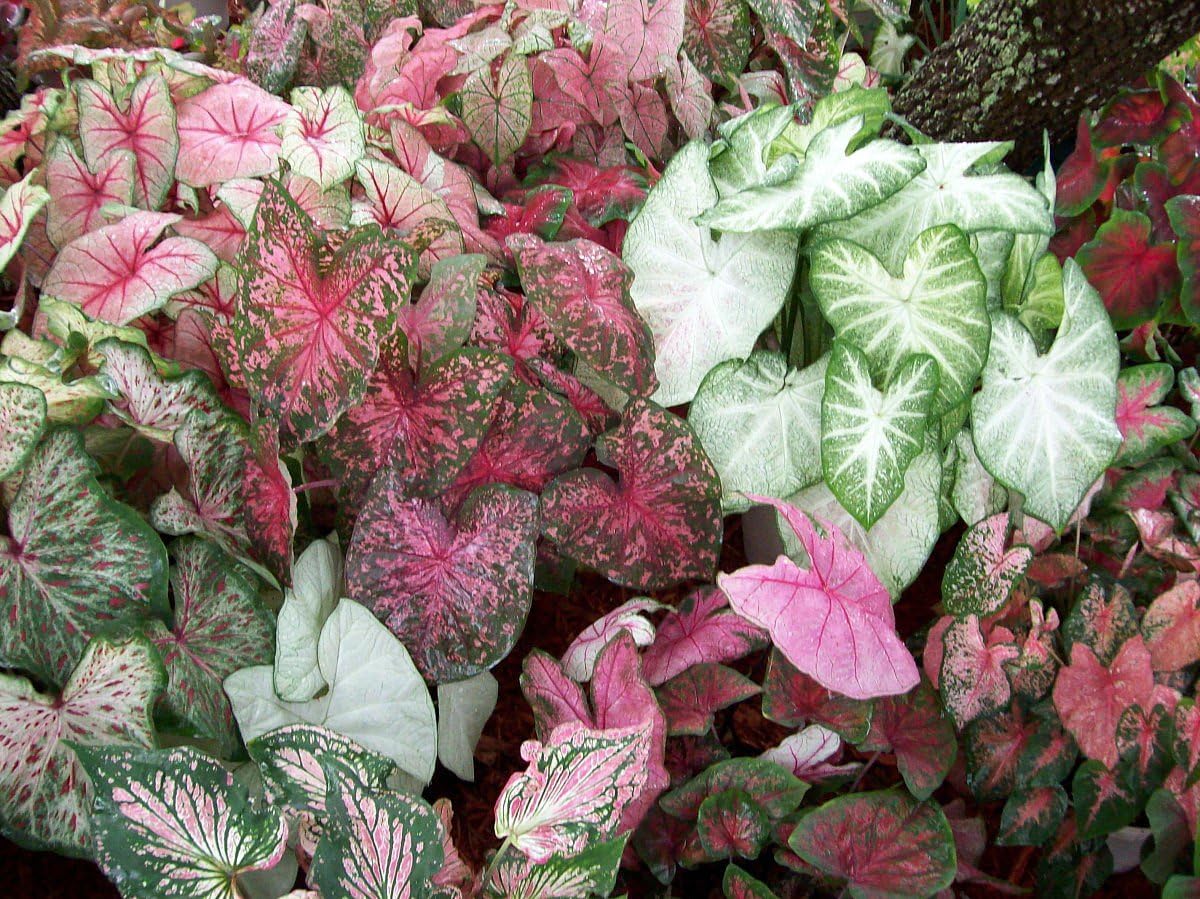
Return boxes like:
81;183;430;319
175;82;292;187
660;757;808;821
723;864;777;899
657;663;761;736
274;536;343;702
279;85;364;189
683;0;751;85
0;381;45;480
942;513;1032;619
1063;578;1138;665
398;253;484;369
0;635;162;856
1166;195;1200;323
1073;759;1139;839
997;786;1068;847
461;53;532;165
43;139;133;249
1115;364;1196;465
0;171;49;269
696;789;769;862
437;671;499;781
643;586;767;686
859;679;957;800
761;649;873;742
939;615;1018;728
1076;209;1179;329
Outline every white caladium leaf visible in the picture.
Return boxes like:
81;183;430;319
561;598;665;682
279;86;364;190
274;536;343;702
708;105;795;197
74;745;288;899
950;428;1006;526
0;171;50;271
437;671;499;782
225;599;437;784
486;835;627;899
0;381;46;480
810;224;990;413
699;116;925;232
971;260;1120;531
624;140;797;406
689;351;827;513
822;340;938;529
0;635;162;856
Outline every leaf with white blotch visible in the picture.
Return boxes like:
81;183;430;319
461;54;532;165
643;586;767;687
485;835;627;899
822;340;937;529
75;745;288;899
760;725;851;781
279;86;364;189
689;351;826;513
145;539;274;757
0;429;168;687
226;599;437;783
44;140;133;248
562;598;664;682
811;224;989;414
942;513;1032;618
0;171;48;269
624;140;797;406
493;722;651;864
0;636;162;856
1114;364;1196;465
971;260;1120;531
437;672;499;781
0;381;45;480
96;339;223;443
274;536;343;702
175;82;291;187
699;117;924;232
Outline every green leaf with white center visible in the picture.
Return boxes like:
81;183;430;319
0;381;46;480
486;835;627;898
74;745;288;899
811;224;989;413
822;341;938;529
0;347;114;423
437;671;499;782
949;428;1006;526
279;86;364;189
970;260;1120;532
273;536;343;702
624;140;797;406
698;117;925;232
688;350;826;513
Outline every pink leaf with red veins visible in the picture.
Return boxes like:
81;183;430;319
1053;636;1156;767
1114;364;1197;465
483;187;574;244
472;286;559;376
1142;580;1200;671
938;615;1018;728
656;662;761;736
613;82;670;159
643;586;767;686
173;204;246;263
526;157;646;227
352;158;464;276
43;140;134;248
760;725;857;781
42;212;218;325
717;495;919;700
583;0;685;81
0;172;47;272
175;81;291;187
521;650;594;739
562;598;664;682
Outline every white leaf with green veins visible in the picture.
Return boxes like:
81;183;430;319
810;223;989;414
689;351;826;513
437;671;498;782
822;340;938;529
624;140;798;406
273;536;343;702
970;260;1120;532
708;104;795;196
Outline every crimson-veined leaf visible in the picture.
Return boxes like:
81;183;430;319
0;171;48;270
1063;578;1138;666
1143;580;1200;671
761;649;873;742
0;381;45;480
997;786;1068;848
461;54;532;165
858;679;956;800
521;650;593;739
175;82;291;187
74;745;288;899
43;140;132;249
695;789;769;862
942;513;1032;618
1115;364;1196;465
484;835;627;899
0;635;162;856
723;864;778;899
657;663;760;736
1073;759;1139;839
437;671;499;781
244;0;306;92
963;705;1037;801
683;0;751;85
938;615;1017;728
660;757;808;821
562;598;663;682
760;725;856;781
586;0;684;81
1076;209;1179;329
398;253;484;369
274;536;343;702
279;86;364;189
524;157;646;228
643;586;767;687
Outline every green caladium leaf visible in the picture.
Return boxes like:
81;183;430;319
75;745;289;899
971;260;1121;531
437;672;499;781
810;223;990;413
708;104;794;196
822;340;938;528
1073;759;1139;839
0;635;162;856
688;351;826;512
274;536;343;702
942;513;1032;618
682;0;751;86
0;381;46;480
996;785;1068;847
0;429;168;687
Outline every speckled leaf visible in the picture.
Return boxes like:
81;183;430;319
1143;581;1200;672
541;399;722;590
274;536;343;702
233;178;415;442
485;835;626;899
0;171;48;269
0;636;162;856
660;757;808;821
399;254;485;368
279;86;364;189
511;234;656;396
643;586;767;687
942;513;1032;619
657;663;760;736
244;0;306;92
1073;760;1139;839
696;789;769;861
0;381;45;480
723;864;778;899
562;598;663;682
0;429;167;687
1115;364;1196;465
96;339;223;443
145;539;274;757
997;786;1067;847
683;0;751;84
461;54;532;165
859;679;956;800
75;745;288;899
175;82;291;187
939;615;1017;728
44;140;132;248
1076;209;1179;329
761;649;873;743
789;790;956;898
1063;578;1138;666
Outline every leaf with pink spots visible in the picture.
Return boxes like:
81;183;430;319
541;399;722;590
0;635;162;856
941;513;1032;618
175;81;291;187
232;178;415;443
1114;364;1196;465
859;678;957;800
695;789;769;862
74;745;288;899
0;382;45;481
43;140;133;248
760;649;873;742
399;253;485;370
657;663;760;736
643;586;767;687
1063;578;1139;666
939;615;1018;728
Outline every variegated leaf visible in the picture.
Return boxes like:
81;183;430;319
1114;363;1196;465
643;586;767;687
175;82;291;187
683;0;752;85
279;86;364;189
939;615;1017;728
941;513;1032;619
0;171;49;269
485;835;627;899
461;54;532;165
44;139;133;249
0;381;45;480
997;785;1068;847
562;598;664;683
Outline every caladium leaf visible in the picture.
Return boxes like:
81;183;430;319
399;253;484;368
42;212;219;325
683;0;751;85
175;82;291;187
75;745;288;899
0;429;167;687
521;650;593;739
657;663;761;736
1142;580;1200;672
997;786;1068;848
274;536;343;702
689;351;826;513
0;171;49;267
719;495;919;700
232;178;415;443
761;649;873;742
1063;578;1138;666
623;140;797;406
279;86;364;189
461;53;533;165
788;790;957;899
0;381;45;480
821;341;938;528
541;399;722;590
1073;759;1139;839
0;635;162;856
1076;209;1179;329
938;615;1018;728
760;725;854;781
963;706;1038;801
643;586;766;687
811;224;990;414
1173;701;1200;786
437;671;499;781
44;140;132;249
484;835;627;899
942;513;1032;619
971;260;1121;531
660;757;808;821
696;789;769;861
859;679;956;800
723;864;777;899
561;598;663;682
1115;364;1196;465
1167;195;1200;323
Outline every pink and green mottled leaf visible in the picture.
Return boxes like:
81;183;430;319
643;586;767;687
1117;701;1177;787
1143;580;1200;671
660;757;808;821
460;54;532;165
0;381;45;480
0;429;168;687
96;339;223;443
521;650;593;739
75;745;288;899
541;399;722;590
1055;116;1108;217
175;82;291;187
1063;578;1139;666
244;0;306;92
44;140;133;249
788;789;956;898
997;785;1068;847
242;423;297;587
1076;208;1180;329
761;649;873;742
939;615;1018;728
485;834;627;899
683;0;751;85
561;598;663;682
42;212;219;325
399;253;485;369
524;158;646;228
1107;457;1180;512
0;636;162;856
656;663;760;736
279;86;364;190
1016;712;1077;789
1115;364;1196;465
696;789;769;862
859;679;956;800
963;706;1037;800
718;495;919;700
1175;701;1200;787
942;513;1032;618
232;178;415;443
723;864;778;899
1073;760;1138;839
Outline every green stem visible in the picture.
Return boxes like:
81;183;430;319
480;836;513;888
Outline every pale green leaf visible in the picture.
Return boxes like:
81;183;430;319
460;53;532;165
273;536;343;702
436;671;498;782
279;86;365;189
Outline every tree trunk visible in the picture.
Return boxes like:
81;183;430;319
892;0;1200;169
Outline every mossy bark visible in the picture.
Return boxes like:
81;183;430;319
892;0;1200;169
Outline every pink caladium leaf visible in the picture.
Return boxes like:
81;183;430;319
613;82;670;159
859;678;957;800
1076;208;1180;329
660;757;808;822
345;467;538;681
0;429;168;688
483;187;574;243
941;513;1032;619
242;423;298;587
509;233;657;396
398;253;484;369
997;786;1069;847
232;178;415;443
1142;580;1200;671
1115;364;1197;465
1063;578;1139;666
174;81;291;187
521;649;594;739
493;721;652;864
41;212;219;325
1173;701;1200;786
431;798;474;894
723;864;777;899
586;0;685;82
0;171;48;273
760;648;873;742
656;663;761;736
683;0;752;86
759;725;857;781
0;635;162;856
694;789;769;862
144;538;275;757
939;615;1019;729
1015;708;1078;790
541;399;722;590
75;73;177;209
788;789;957;897
1072;759;1139;839
643;586;767;687
524;157;647;227
0;382;46;481
173;205;247;263
719;495;919;700
561;598;664;682
74;745;289;898
485;835;627;899
43;139;134;248
243;0;307;92
963;705;1038;801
